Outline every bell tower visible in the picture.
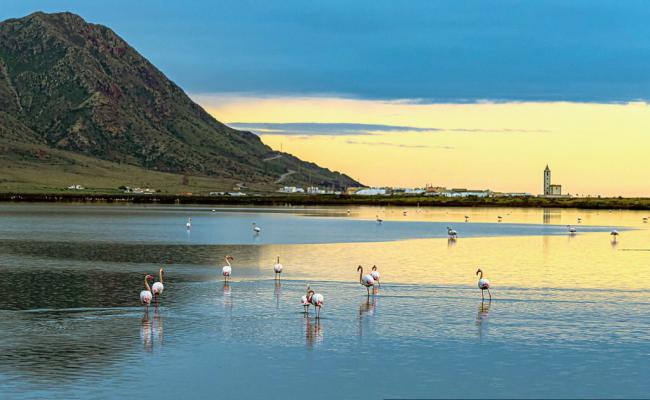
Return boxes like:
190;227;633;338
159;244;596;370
543;165;551;195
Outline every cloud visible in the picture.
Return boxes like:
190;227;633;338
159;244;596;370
228;122;439;135
228;122;548;136
344;140;431;149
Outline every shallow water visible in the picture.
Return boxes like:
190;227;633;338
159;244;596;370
0;204;649;399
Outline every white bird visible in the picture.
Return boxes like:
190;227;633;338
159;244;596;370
152;268;164;303
476;268;492;301
273;256;283;280
301;285;311;313
252;222;261;234
447;226;458;239
567;225;576;234
370;265;381;287
376;215;383;224
140;274;154;306
308;288;324;318
222;255;234;281
357;265;375;296
186;217;192;230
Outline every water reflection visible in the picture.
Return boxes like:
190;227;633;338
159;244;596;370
223;282;232;310
274;281;282;309
447;237;457;248
358;296;377;338
141;308;152;352
304;316;323;349
153;307;164;347
476;301;491;341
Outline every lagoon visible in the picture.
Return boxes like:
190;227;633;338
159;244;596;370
0;204;648;399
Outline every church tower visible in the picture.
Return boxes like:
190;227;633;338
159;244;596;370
543;165;551;195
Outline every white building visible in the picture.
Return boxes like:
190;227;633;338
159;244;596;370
354;188;387;196
278;186;305;193
67;184;84;190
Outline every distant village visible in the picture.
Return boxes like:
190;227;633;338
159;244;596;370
64;165;570;198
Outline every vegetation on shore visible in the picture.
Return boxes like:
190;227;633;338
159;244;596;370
3;192;650;210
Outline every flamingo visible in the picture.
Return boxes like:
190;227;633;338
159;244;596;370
357;265;375;296
308;288;324;318
610;230;619;241
497;215;502;222
152;268;164;303
464;215;469;222
643;217;648;223
273;256;283;280
403;210;407;216
252;223;261;235
301;285;311;313
567;225;576;234
577;217;582;223
476;268;491;301
222;255;234;281
186;217;192;230
370;265;381;287
447;226;458;239
140;274;154;306
376;215;383;224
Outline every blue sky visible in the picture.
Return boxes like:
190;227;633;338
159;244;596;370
3;0;650;102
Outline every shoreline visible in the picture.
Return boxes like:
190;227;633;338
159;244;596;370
2;192;650;210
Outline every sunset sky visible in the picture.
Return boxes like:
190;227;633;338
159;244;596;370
4;1;650;195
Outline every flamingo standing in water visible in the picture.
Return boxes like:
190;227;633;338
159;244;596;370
610;230;619;242
308;288;324;318
370;265;381;287
567;225;577;234
186;217;192;230
140;274;154;306
301;285;311;313
376;215;383;224
222;256;234;281
447;226;458;239
357;265;375;296
252;223;261;235
152;268;164;304
273;256;283;280
476;268;491;301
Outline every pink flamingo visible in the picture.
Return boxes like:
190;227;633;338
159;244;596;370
140;274;154;306
152;268;164;303
222;255;233;281
476;268;492;301
358;265;375;296
307;288;324;318
301;285;311;313
273;256;283;280
370;265;381;287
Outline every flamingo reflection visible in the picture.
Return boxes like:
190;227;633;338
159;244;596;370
223;281;232;310
305;315;323;349
153;306;164;346
357;295;377;338
141;307;152;352
476;301;491;341
274;280;282;309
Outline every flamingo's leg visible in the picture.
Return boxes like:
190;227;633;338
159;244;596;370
488;289;492;301
481;290;484;301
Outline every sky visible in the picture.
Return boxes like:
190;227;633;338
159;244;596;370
3;1;650;195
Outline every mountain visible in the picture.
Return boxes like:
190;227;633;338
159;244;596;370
0;12;360;192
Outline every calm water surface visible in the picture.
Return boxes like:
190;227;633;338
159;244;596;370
0;204;649;399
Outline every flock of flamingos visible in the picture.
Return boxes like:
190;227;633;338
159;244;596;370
137;211;628;318
138;216;495;318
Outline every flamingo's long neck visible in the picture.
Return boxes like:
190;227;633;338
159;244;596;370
358;266;363;283
276;256;280;264
144;277;151;292
478;270;483;279
159;269;164;284
307;290;314;302
226;257;231;267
